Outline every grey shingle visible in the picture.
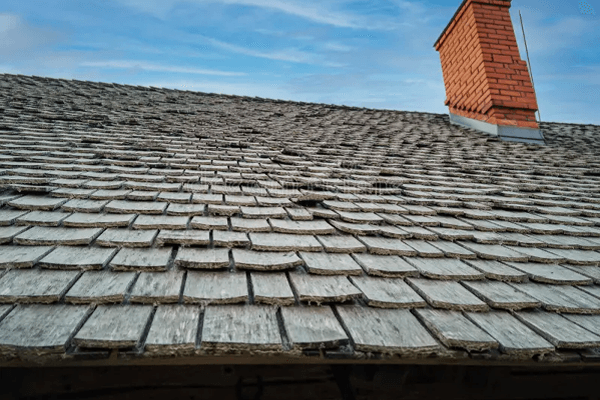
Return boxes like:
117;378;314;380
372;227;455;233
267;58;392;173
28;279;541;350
0;304;90;354
110;247;172;271
269;219;335;235
14;226;103;245
183;271;247;304
73;305;153;349
165;203;206;216
414;309;498;351
405;257;483;280
457;242;529;261
0;269;80;303
0;245;54;268
39;247;118;270
0;210;28;225
62;213;135;228
175;248;230;269
299;252;363;275
350;276;426;308
105;200;167;215
336;306;441;354
62;199;110;212
352;253;419;278
250;233;322;252
232;249;302;271
462;280;541;310
288;274;362;304
132;215;189;230
95;228;158;247
190;216;228;230
8;195;67;211
230;217;271;232
466;311;554;356
145;305;200;354
130;271;184;303
406;278;489;311
200;305;281;351
65;271;136;304
0;226;29;244
281;306;347;350
504;262;593;284
250;272;295;305
359;237;417;256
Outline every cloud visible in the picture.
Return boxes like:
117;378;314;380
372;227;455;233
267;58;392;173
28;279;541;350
0;14;20;33
323;42;352;52
80;60;246;76
217;0;366;28
199;35;315;63
511;10;600;56
191;34;345;66
0;13;63;58
114;0;401;29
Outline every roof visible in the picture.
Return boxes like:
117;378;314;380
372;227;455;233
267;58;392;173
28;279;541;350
1;73;600;367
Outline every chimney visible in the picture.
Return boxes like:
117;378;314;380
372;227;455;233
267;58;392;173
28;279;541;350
434;0;544;143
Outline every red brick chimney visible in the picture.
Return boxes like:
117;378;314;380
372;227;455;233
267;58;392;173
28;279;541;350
434;0;544;142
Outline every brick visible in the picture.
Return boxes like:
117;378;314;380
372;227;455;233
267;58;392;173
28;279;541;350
500;89;521;97
492;55;513;65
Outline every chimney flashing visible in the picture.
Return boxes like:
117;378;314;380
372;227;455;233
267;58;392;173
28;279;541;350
449;112;545;144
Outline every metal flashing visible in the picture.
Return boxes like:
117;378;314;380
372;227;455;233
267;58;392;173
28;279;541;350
449;112;545;145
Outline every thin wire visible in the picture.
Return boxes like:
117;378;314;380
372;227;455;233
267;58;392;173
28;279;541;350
519;10;541;123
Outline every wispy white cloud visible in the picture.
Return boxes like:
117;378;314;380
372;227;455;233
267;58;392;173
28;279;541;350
0;14;20;33
323;42;352;52
217;0;365;28
199;35;315;63
512;9;600;56
191;34;346;67
80;60;246;76
115;0;400;29
0;13;63;58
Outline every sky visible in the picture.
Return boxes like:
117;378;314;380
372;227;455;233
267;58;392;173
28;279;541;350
1;0;598;124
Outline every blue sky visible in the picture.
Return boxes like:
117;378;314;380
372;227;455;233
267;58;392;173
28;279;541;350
1;0;598;124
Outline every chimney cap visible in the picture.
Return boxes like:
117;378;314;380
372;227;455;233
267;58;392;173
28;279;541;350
433;0;513;49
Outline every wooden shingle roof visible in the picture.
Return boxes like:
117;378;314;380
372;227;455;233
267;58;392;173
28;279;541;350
1;73;600;366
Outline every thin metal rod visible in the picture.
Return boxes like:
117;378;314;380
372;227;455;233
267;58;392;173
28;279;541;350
519;10;541;122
